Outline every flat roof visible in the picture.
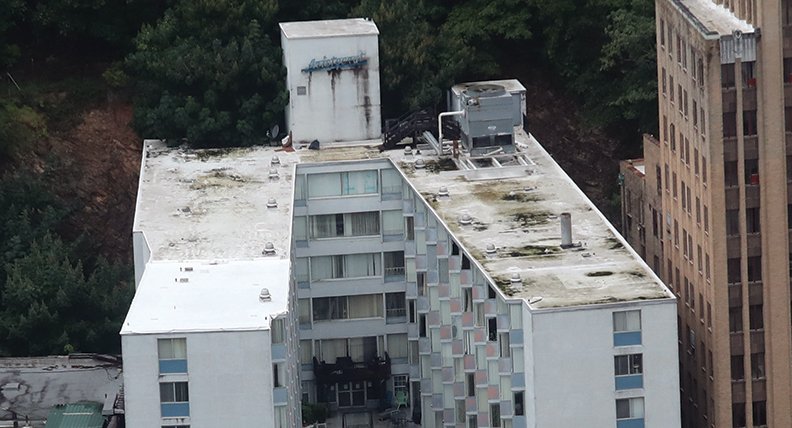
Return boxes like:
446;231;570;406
121;259;289;335
280;18;379;39
0;355;121;427
672;0;754;37
391;129;672;309
46;402;104;428
133;141;296;261
452;79;526;94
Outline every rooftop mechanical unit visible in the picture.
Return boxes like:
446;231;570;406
453;83;515;156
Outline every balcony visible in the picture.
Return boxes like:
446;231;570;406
312;353;391;386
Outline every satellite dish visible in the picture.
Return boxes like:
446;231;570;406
270;124;280;139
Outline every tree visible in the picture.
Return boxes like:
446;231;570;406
127;0;287;147
0;234;133;356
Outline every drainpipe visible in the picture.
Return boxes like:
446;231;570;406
438;110;465;146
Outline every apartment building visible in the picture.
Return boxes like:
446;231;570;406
621;0;792;426
123;144;303;428
125;115;680;428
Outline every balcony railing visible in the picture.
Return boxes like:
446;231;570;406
312;353;391;386
385;266;406;282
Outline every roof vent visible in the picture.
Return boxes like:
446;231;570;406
262;242;276;256
485;244;497;255
267;198;278;208
459;213;473;225
268;169;279;180
404;146;413;156
415;158;426;169
438;186;449;197
270;155;280;166
510;273;522;286
259;288;272;302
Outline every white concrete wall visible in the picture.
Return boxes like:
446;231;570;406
132;231;150;288
122;330;275;428
528;301;680;428
282;34;381;142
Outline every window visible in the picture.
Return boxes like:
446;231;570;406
385;292;407;322
726;209;739;235
296;86;307;95
749;304;763;330
753;401;767;426
382;210;404;236
300;340;313;365
660;20;666;46
381;168;402;195
724;160;738;187
311;253;381;280
670;76;675;102
742;61;756;88
160;382;190;417
466;373;475;396
731;355;744;380
743;110;757;135
613;310;641;346
310;212;380;238
312;296;352;321
745;208;760;234
307;170;379;198
271;318;285;343
490;403;501;427
722;63;735;88
614;354;643;389
384;251;405;280
733;403;747;428
388;334;408;359
616;397;644;422
723;112;737;137
158;338;187;374
662;68;667;94
751;353;765;379
514;391;525;416
747;256;761;282
727;258;741;284
273;363;284;387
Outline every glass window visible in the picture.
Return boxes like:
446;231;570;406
616;397;644;420
342;170;378;195
614;354;643;375
308;172;341;198
613;311;641;332
160;382;189;403
381;168;402;194
382;210;404;236
388;333;408;359
158;338;187;360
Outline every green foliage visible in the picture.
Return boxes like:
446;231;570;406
127;0;287;147
102;62;129;89
0;101;47;159
0;171;134;357
301;402;328;424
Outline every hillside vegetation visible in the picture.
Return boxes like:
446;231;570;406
0;0;658;356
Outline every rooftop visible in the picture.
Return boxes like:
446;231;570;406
280;18;379;39
673;0;754;37
45;402;104;428
0;355;121;427
451;79;526;94
121;259;289;335
133;140;297;261
622;159;646;177
133;125;671;314
391;129;672;309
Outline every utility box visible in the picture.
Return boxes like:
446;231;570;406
450;80;526;156
280;18;382;143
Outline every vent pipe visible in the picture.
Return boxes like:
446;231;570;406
560;212;572;248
